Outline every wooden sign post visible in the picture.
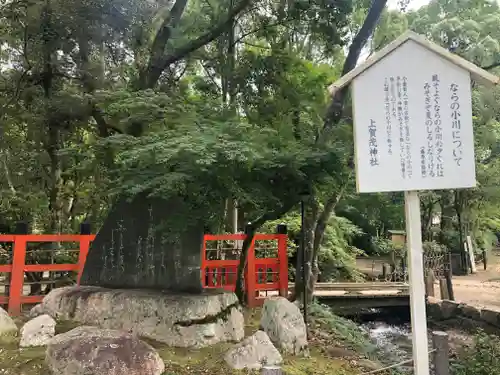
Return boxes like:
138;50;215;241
329;30;499;375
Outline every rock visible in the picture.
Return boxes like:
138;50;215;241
29;304;44;319
46;326;164;375
481;308;500;327
225;331;282;370
0;306;17;336
20;314;56;347
426;296;443;320
459;303;481;320
260;297;308;355
41;286;244;348
441;300;460;319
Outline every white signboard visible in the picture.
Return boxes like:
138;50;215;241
352;40;476;193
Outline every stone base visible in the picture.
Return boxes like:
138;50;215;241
427;296;500;329
40;286;245;348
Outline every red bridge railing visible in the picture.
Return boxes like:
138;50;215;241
0;234;94;316
0;232;288;315
202;233;288;307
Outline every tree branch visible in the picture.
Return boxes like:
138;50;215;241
144;0;253;89
140;0;189;89
91;104;123;136
1;151;17;196
320;0;388;136
232;17;295;45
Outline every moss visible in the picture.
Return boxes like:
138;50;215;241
283;348;353;375
0;336;46;375
0;330;18;339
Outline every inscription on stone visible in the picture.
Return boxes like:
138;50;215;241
80;193;205;293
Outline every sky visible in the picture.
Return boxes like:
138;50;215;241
388;0;500;9
387;0;432;10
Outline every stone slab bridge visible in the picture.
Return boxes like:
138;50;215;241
286;282;410;309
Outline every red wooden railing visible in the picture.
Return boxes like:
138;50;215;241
0;234;94;316
202;233;288;307
0;232;288;315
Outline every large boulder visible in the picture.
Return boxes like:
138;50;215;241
46;326;164;375
40;286;244;348
459;303;481;320
20;314;56;347
0;306;17;336
440;300;460;319
79;193;206;293
480;308;500;327
225;331;283;370
260;297;308;355
426;296;443;320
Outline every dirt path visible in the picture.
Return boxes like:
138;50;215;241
449;250;500;311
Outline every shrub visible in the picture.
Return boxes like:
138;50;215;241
452;330;500;375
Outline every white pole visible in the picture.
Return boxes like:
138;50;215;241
404;191;430;375
466;236;477;273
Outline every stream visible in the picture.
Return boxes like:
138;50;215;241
362;320;414;372
340;306;476;373
341;307;422;373
363;321;412;360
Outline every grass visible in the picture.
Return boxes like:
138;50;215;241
0;308;360;375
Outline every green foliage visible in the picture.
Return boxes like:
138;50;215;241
263;213;364;281
261;213;301;257
107;95;341;231
337;192;405;255
318;216;365;282
475;230;497;252
371;237;398;255
452;330;500;375
423;241;448;254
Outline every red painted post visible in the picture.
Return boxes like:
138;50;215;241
245;228;257;307
216;267;223;287
200;235;208;288
8;236;27;316
277;224;288;298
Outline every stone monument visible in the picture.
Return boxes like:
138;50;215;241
61;193;245;349
79;192;204;293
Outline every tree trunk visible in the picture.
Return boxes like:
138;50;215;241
454;190;467;274
237;0;387;305
421;199;435;242
291;180;350;303
222;13;239;235
46;125;63;233
40;0;62;234
439;192;454;243
289;0;388;305
292;198;317;304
